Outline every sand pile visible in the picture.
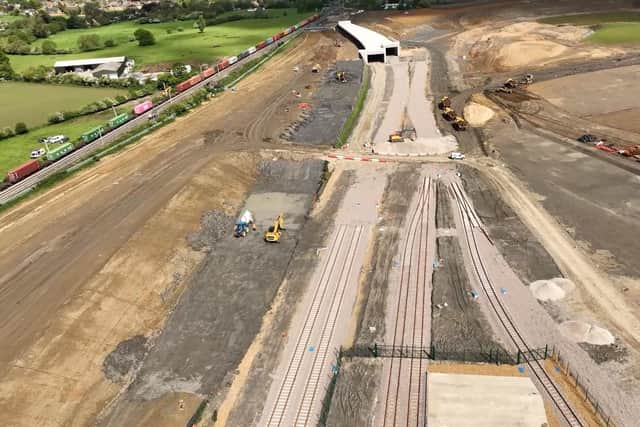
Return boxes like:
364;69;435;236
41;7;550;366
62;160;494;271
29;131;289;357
497;41;568;68
559;320;615;345
463;102;495;127
455;21;594;71
530;277;575;301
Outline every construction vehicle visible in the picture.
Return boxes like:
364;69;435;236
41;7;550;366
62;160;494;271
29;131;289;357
438;96;451;110
234;210;255;238
311;64;321;73
618;145;640;156
452;116;468;131
264;214;285;242
336;71;347;82
504;78;518;89
389;132;403;143
442;107;457;121
496;86;513;94
519;73;534;85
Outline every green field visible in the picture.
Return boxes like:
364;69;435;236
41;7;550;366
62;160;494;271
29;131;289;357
0;82;125;128
540;12;640;44
7;9;310;73
0;109;124;175
0;15;23;23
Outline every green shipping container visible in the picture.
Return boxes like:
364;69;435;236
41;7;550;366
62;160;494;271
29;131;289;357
46;142;74;161
81;125;105;143
108;113;129;128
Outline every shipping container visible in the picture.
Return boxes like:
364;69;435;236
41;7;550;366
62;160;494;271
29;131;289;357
46;142;74;162
247;46;257;55
238;51;249;60
134;100;153;115
203;67;216;78
108;113;129;128
218;59;230;70
266;37;274;45
256;40;267;50
81;125;106;143
7;159;40;183
228;56;238;65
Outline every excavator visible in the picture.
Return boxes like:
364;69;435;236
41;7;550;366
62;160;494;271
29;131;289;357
264;214;285;242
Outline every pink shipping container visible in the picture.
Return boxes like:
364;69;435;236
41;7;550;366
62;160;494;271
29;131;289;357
7;159;40;183
134;100;153;115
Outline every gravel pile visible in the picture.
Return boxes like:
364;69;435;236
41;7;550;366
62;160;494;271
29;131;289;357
529;277;575;301
187;210;235;251
560;321;615;346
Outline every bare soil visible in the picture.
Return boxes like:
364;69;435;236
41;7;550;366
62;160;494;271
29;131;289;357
431;236;505;351
354;165;418;346
458;165;562;284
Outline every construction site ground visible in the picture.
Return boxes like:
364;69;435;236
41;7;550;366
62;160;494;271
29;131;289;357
289;59;363;145
0;31;353;427
4;2;640;427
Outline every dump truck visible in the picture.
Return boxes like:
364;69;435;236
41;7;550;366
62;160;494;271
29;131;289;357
452;117;468;131
442;107;457;121
438;96;451;110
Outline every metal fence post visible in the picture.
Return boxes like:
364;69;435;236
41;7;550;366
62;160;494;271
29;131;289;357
516;350;521;364
544;344;548;359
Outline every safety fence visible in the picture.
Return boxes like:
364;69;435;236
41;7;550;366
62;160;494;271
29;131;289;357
342;343;550;365
552;348;617;427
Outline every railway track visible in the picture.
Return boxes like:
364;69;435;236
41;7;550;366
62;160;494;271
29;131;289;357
449;180;585;427
266;223;364;427
383;176;432;427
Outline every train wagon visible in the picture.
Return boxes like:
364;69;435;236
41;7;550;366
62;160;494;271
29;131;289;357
265;37;274;45
238;50;249;60
81;125;106;143
228;56;238;65
247;46;257;55
46;142;74;162
218;59;230;71
203;67;216;78
7;159;40;183
176;74;203;92
108;113;129;128
134;100;153;115
256;40;267;50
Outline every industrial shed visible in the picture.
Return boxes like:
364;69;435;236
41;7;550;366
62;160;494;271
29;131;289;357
53;56;127;77
337;20;400;63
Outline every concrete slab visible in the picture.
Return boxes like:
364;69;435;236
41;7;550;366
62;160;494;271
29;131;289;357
427;372;547;427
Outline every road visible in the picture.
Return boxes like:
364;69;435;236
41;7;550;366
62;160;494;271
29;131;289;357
260;163;387;427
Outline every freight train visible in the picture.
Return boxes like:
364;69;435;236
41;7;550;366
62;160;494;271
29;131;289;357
4;14;320;186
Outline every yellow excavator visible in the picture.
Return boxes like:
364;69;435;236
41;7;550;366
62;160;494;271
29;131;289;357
264;214;285;242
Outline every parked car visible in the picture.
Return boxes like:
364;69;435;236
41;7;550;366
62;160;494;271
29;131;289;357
577;134;598;144
40;135;68;144
449;152;465;160
30;148;46;159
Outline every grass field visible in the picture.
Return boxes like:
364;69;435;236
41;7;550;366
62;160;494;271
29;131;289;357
7;9;310;72
540;12;640;26
0;15;23;23
0;82;125;128
540;12;640;44
0;109;124;175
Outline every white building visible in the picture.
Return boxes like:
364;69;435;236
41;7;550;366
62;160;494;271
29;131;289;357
337;20;400;63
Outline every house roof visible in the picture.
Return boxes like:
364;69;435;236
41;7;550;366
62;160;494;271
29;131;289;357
54;56;126;68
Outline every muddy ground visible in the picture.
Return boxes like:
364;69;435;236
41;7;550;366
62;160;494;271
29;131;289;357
458;165;562;285
98;159;325;425
221;167;353;427
289;60;364;145
431;235;505;351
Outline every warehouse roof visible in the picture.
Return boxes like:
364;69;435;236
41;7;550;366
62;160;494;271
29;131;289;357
337;21;399;62
54;56;126;68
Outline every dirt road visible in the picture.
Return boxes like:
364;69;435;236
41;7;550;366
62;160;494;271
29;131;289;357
0;31;347;427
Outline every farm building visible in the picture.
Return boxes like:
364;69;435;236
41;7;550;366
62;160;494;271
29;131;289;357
53;57;129;78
